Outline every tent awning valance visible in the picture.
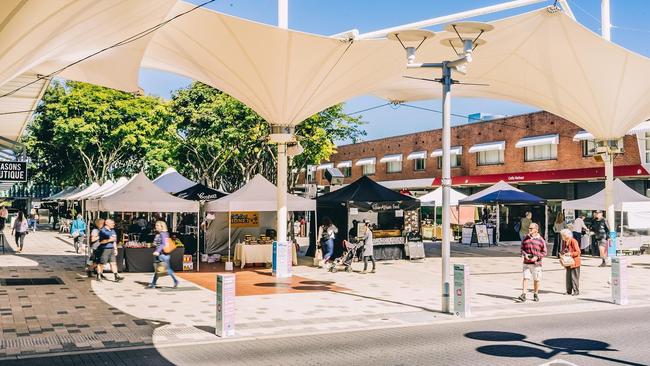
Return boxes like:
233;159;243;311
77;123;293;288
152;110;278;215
561;178;650;211
407;151;427;160
515;134;559;148
431;146;462;157
355;157;376;166
573;131;593;141
468;141;505;154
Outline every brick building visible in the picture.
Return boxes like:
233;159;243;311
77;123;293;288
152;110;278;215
300;111;650;239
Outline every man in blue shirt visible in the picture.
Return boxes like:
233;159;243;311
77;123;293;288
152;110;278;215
96;219;123;282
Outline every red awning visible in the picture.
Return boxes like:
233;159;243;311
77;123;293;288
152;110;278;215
431;165;649;186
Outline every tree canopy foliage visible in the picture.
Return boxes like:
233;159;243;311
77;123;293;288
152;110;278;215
26;81;365;191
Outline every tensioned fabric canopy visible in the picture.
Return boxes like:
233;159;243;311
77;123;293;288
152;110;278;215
153;167;196;193
460;181;546;205
91;172;197;212
561;178;650;211
3;3;650;137
205;174;315;212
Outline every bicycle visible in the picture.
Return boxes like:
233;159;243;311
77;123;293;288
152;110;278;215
73;234;85;254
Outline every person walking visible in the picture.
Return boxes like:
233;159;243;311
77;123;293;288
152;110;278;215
11;211;28;253
86;218;105;278
589;210;610;267
96;219;124;282
361;221;376;274
146;221;179;289
0;206;8;231
519;212;532;241
552;212;566;258
560;229;581;296
517;222;547;302
318;217;338;267
572;214;586;244
70;214;87;254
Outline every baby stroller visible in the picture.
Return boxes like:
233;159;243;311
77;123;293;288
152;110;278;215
328;239;364;273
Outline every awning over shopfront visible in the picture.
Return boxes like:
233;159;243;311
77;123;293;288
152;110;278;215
431;146;462;157
378;178;436;190
572;131;594;141
379;154;403;163
355;157;376;166
316;163;333;170
337;161;352;168
515;134;559;148
468;141;505;154
562;178;650;211
432;164;649;187
406;151;427;160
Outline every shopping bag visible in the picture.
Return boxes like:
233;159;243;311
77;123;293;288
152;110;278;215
313;247;323;266
154;261;168;276
559;254;574;268
580;235;590;250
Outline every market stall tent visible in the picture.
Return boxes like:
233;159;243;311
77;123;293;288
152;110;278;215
153;167;196;193
173;183;228;201
65;183;100;201
561;179;650;211
45;187;77;201
418;186;474;227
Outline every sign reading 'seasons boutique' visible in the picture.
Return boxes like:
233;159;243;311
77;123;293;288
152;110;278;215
0;162;26;182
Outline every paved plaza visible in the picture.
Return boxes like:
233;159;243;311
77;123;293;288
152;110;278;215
1;229;649;360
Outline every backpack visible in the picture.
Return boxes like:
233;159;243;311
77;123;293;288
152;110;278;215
514;221;521;233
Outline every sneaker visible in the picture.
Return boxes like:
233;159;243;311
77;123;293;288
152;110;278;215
96;273;102;282
571;292;579;296
172;282;179;289
533;293;539;302
361;270;367;274
114;274;124;282
145;285;155;289
370;269;376;273
599;263;607;267
517;293;526;302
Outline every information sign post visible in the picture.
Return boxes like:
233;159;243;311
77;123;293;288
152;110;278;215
216;273;236;337
453;264;470;318
611;257;628;305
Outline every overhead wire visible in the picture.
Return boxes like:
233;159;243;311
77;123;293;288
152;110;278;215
0;0;216;100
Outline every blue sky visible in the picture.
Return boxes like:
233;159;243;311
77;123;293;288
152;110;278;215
139;0;650;143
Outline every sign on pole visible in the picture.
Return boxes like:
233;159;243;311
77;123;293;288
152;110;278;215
216;273;235;337
0;161;27;182
611;257;628;305
454;264;470;317
273;241;292;278
608;231;617;258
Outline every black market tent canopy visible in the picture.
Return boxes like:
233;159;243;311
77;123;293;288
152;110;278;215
173;183;228;201
459;181;546;205
317;175;420;211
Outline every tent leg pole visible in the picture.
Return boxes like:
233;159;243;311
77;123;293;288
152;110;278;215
496;204;500;245
197;206;200;272
227;210;232;271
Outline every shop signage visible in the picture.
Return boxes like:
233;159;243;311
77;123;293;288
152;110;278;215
475;224;490;245
454;264;471;317
216;273;236;337
371;202;402;211
272;241;292;278
0;161;27;182
230;211;259;227
349;208;359;215
611;257;628;305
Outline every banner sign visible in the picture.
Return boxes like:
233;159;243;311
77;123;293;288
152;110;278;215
0;161;26;182
273;241;292;278
230;211;259;227
454;264;471;317
348;200;421;212
216;273;236;337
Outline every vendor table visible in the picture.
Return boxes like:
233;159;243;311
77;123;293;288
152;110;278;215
373;236;405;260
234;243;298;269
124;247;184;272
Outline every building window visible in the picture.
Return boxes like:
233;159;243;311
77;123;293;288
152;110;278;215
582;140;596;157
307;169;316;183
340;166;351;177
477;150;504;166
363;164;375;175
414;158;426;171
525;144;557;161
437;155;461;168
386;160;402;173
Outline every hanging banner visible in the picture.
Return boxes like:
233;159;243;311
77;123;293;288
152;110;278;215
0;161;27;182
230;211;259;227
216;273;236;337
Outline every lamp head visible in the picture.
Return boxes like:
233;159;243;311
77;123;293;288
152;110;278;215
387;29;436;64
441;21;493;57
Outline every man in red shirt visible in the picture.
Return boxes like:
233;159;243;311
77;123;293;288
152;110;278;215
518;222;547;302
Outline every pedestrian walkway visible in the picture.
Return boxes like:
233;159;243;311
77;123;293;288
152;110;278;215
1;230;649;360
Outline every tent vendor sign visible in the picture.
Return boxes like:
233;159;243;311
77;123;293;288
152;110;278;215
230;211;259;227
0;162;26;182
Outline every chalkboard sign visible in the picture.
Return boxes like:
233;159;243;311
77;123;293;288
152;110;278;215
475;224;490;245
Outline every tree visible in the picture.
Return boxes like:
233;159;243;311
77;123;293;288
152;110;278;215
170;82;366;192
24;81;174;187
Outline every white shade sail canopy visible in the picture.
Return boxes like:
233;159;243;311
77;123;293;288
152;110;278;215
91;172;197;212
561;179;650;211
515;134;559;148
431;146;462;157
418;186;468;207
65;182;100;201
468;141;505;153
205;174;315;212
2;4;650;138
153;167;196;193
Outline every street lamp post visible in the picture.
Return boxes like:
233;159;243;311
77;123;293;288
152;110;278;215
389;23;492;313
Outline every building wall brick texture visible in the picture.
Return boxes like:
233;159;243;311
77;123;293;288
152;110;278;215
306;111;642;186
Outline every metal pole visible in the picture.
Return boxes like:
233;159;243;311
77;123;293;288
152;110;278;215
278;0;288;29
601;0;611;41
605;156;615;246
495;204;500;244
228;209;232;270
197;204;201;272
441;62;452;314
277;142;289;247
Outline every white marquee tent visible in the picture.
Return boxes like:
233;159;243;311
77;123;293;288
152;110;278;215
419;187;467;207
65;183;100;201
153;167;196;194
561;179;650;211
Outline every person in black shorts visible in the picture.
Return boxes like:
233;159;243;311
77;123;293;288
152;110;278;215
96;219;123;282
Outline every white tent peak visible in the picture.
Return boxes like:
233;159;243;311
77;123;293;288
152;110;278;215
418;186;467;207
461;180;522;203
153;167;196;193
562;179;650;211
65;182;100;201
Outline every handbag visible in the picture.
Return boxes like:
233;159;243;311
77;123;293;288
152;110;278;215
154;261;169;276
162;237;177;254
559;254;575;268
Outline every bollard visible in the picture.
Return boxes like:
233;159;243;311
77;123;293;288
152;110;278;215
453;264;470;317
273;241;292;278
611;257;628;305
216;273;236;337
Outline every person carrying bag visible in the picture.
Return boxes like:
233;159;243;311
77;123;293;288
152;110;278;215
559;229;581;296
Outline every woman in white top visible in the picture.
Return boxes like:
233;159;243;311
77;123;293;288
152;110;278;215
12;211;28;253
318;217;338;265
361;221;376;274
